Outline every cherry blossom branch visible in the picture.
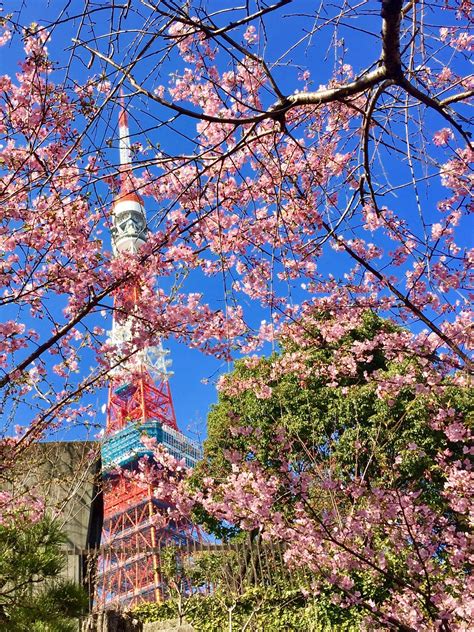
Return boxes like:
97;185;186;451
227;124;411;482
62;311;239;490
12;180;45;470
399;77;473;148
439;89;474;107
0;282;120;391
395;488;436;621
362;80;396;214
155;0;288;102
320;221;472;369
71;1;399;125
73;0;473;167
159;0;294;38
8;349;131;462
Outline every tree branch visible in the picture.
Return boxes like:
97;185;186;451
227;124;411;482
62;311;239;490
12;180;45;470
399;77;473;148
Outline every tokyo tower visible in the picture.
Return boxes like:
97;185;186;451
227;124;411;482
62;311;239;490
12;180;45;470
95;96;202;608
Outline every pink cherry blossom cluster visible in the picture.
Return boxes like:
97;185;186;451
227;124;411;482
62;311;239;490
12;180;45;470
132;406;473;630
0;490;45;526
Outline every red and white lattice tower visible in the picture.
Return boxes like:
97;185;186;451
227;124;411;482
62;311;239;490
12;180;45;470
96;96;202;608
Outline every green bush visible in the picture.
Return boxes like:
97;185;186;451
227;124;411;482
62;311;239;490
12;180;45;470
133;586;362;631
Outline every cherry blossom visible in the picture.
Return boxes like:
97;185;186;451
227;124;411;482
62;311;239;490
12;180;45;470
0;3;472;623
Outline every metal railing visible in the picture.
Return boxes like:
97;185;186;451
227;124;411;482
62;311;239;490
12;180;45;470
66;536;309;611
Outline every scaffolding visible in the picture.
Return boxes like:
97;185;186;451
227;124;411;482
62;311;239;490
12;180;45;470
102;420;202;471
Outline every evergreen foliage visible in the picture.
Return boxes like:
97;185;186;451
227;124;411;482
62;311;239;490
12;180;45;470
133;586;362;632
192;312;471;536
0;514;88;632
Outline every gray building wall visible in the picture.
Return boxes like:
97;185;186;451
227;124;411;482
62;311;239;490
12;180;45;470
6;441;102;586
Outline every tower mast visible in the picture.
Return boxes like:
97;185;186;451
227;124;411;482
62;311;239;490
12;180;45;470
96;94;202;609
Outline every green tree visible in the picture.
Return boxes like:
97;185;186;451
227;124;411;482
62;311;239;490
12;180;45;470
187;312;472;626
192;312;471;532
0;511;88;632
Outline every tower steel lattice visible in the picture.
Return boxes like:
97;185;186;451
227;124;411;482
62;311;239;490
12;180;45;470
95;97;202;609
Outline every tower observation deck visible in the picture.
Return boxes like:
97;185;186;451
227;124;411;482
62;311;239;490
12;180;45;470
95;95;202;609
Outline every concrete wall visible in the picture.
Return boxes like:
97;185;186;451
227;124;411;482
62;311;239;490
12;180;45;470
6;441;198;630
6;441;102;585
82;613;194;632
144;622;194;632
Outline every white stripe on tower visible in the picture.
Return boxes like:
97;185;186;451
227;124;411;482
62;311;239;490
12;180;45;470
118;92;132;171
111;92;147;255
109;91;171;380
